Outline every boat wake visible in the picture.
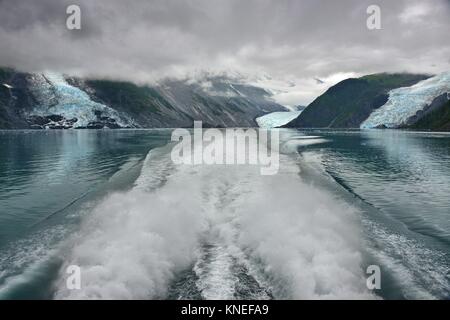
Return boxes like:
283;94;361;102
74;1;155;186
53;130;374;300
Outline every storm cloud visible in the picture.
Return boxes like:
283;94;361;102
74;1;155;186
0;0;449;105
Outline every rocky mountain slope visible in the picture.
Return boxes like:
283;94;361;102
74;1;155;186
408;99;450;131
0;67;285;129
0;68;36;129
283;73;431;128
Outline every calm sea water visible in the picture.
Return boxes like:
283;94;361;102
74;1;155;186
299;129;450;299
0;129;448;299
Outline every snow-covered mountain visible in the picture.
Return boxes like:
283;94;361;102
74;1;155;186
0;67;285;129
361;72;450;129
3;67;449;131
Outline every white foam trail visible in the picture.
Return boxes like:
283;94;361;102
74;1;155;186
55;177;207;299
363;219;449;299
194;243;237;300
0;225;65;298
55;132;374;299
190;169;272;300
133;143;177;191
234;167;374;299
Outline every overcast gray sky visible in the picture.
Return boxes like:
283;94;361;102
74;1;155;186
0;0;449;105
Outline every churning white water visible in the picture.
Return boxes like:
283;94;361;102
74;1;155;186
55;131;374;299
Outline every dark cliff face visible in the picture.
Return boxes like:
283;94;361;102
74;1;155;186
403;93;449;127
0;68;37;129
409;99;450;131
283;73;430;129
0;67;285;129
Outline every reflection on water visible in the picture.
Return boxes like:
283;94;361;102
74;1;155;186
0;130;171;242
307;130;450;244
0;129;449;300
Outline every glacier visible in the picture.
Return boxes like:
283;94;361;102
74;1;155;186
361;72;450;129
27;73;135;128
256;111;302;128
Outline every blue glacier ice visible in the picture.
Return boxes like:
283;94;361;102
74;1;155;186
28;73;135;128
361;72;450;129
256;111;302;128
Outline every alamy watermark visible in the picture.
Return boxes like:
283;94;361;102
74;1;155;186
66;5;81;30
66;4;381;31
170;121;280;175
366;265;381;290
367;5;381;30
66;265;81;290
